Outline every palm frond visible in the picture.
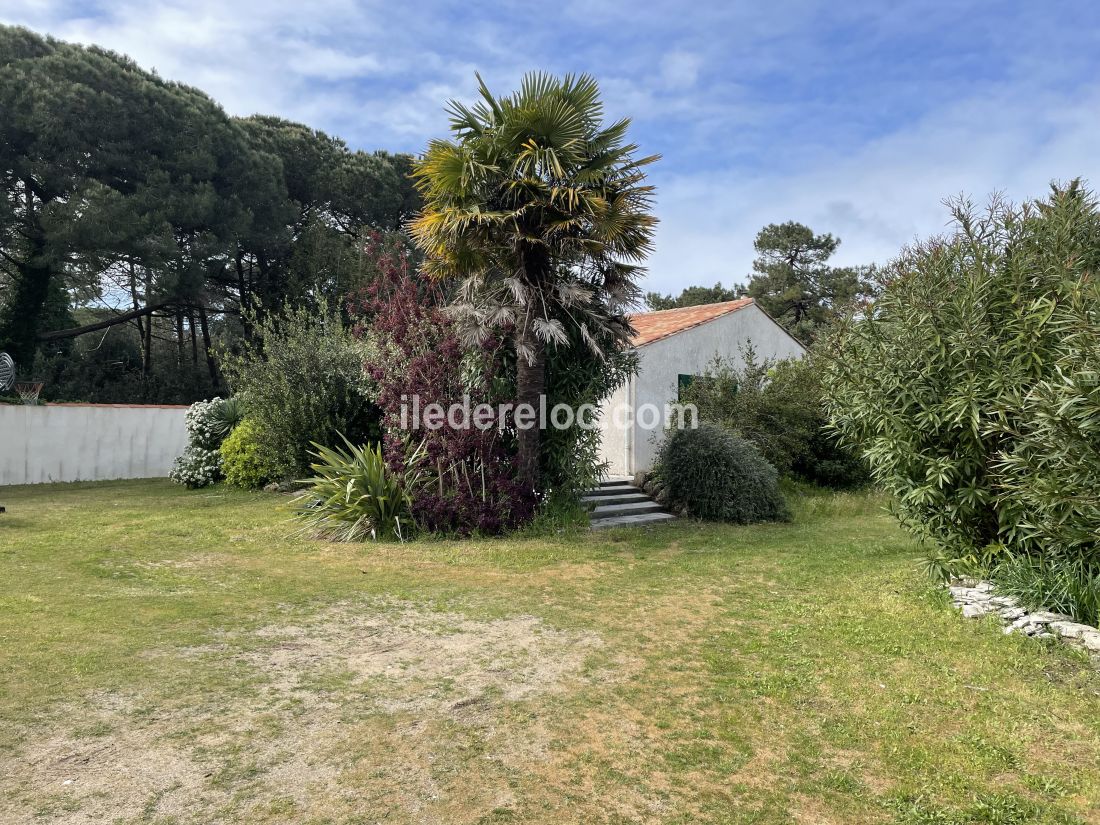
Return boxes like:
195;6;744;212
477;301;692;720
410;70;657;345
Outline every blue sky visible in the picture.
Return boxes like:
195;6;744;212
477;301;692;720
4;1;1099;294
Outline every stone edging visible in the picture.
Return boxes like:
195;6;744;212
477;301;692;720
949;580;1100;654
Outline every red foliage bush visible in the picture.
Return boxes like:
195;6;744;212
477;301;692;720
346;232;535;535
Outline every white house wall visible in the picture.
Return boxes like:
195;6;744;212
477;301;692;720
596;380;632;477
607;304;806;475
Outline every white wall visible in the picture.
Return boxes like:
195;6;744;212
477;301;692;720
0;404;189;486
596;379;632;477
598;303;807;475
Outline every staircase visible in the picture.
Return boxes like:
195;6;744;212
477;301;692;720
583;477;676;530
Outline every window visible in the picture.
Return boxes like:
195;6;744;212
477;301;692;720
677;374;698;402
678;373;734;402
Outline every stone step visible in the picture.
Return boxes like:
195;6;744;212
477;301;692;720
598;477;633;488
580;492;649;506
590;500;665;519
590;511;677;531
584;484;639;498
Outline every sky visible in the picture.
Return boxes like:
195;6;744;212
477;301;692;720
3;0;1099;296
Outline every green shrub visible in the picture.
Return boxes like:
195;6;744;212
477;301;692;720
219;304;381;478
539;318;637;499
822;182;1100;568
291;437;427;541
657;423;788;524
995;285;1100;559
681;347;867;488
220;419;280;490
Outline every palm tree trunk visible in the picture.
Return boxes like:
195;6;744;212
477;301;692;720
515;242;552;492
514;323;546;491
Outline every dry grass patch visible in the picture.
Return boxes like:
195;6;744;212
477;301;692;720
1;603;605;824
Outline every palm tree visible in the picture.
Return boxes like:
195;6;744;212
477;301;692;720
409;72;658;489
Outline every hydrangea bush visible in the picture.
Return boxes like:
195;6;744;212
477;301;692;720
169;447;222;489
170;397;237;488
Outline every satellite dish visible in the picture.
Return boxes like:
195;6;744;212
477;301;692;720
0;353;14;392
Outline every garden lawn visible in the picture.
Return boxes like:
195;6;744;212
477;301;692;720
1;482;1099;825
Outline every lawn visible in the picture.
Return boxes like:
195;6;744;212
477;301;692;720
1;482;1099;825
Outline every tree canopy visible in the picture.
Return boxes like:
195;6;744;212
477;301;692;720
745;221;873;343
0;25;417;400
645;282;743;311
641;222;871;342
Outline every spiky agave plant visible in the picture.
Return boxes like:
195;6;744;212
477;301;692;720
292;437;427;542
409;72;658;489
207;396;245;441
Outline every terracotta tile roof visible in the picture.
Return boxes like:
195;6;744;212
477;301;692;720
629;298;754;347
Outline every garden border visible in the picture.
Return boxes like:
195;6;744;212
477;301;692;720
949;579;1100;656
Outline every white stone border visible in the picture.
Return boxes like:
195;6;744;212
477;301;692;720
949;580;1100;654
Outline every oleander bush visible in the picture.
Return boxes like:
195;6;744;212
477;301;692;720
821;181;1100;582
657;422;788;524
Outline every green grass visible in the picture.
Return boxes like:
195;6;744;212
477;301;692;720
1;480;1099;824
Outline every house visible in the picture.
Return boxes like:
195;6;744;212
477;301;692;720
597;298;806;476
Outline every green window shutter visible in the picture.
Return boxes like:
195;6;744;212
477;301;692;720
677;374;695;402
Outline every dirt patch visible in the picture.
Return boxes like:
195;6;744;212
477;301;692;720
1;604;604;825
131;552;229;571
240;604;602;712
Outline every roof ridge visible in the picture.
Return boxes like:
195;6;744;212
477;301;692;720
629;297;751;319
628;298;754;347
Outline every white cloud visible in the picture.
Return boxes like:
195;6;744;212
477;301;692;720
645;83;1100;294
660;50;702;89
1;0;459;140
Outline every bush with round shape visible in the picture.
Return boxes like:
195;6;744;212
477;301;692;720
657;423;788;524
220;419;280;490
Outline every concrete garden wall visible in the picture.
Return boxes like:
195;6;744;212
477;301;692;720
0;403;188;485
